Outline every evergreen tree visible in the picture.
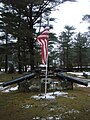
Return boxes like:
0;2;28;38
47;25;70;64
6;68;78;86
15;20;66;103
0;0;76;72
48;33;58;67
58;25;75;68
74;33;88;68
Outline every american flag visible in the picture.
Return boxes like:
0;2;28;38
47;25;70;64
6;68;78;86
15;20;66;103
37;27;49;64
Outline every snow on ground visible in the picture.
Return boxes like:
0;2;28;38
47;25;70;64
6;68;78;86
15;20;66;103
67;72;90;87
84;72;90;75
0;83;18;93
67;72;83;76
77;82;90;87
31;91;68;100
2;86;18;93
88;82;90;87
0;82;4;90
0;71;90;94
67;72;90;77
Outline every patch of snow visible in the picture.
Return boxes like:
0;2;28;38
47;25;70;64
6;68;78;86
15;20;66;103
0;83;4;91
64;96;76;99
53;91;68;96
47;115;62;120
49;108;55;111
88;82;90;87
77;85;86;87
47;116;53;120
31;91;68;100
1;69;5;72
0;83;9;91
31;94;55;100
68;71;90;76
65;109;80;114
85;109;90;112
77;82;90;88
67;72;83;76
2;86;18;93
0;82;3;85
0;82;18;92
84;72;90;75
32;117;40;120
77;75;83;78
22;104;33;109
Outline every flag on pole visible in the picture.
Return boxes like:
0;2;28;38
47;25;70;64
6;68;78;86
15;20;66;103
37;27;49;64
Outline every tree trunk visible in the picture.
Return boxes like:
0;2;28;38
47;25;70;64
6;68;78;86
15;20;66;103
66;46;69;68
30;38;34;71
5;54;8;72
79;47;82;69
17;37;22;74
5;33;8;73
29;4;34;71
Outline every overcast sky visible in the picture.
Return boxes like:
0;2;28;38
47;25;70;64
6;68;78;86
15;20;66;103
51;0;90;35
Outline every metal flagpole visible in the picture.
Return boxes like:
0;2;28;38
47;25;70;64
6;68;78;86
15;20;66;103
45;18;49;98
45;59;48;98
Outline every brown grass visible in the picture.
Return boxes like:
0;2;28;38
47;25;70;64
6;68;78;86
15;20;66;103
0;73;90;120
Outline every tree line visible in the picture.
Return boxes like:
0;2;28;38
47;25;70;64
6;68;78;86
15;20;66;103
0;0;90;73
51;26;90;69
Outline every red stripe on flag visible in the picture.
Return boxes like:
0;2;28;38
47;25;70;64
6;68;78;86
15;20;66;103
37;27;49;64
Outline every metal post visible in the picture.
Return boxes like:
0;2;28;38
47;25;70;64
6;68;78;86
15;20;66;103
45;17;49;98
45;60;48;98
